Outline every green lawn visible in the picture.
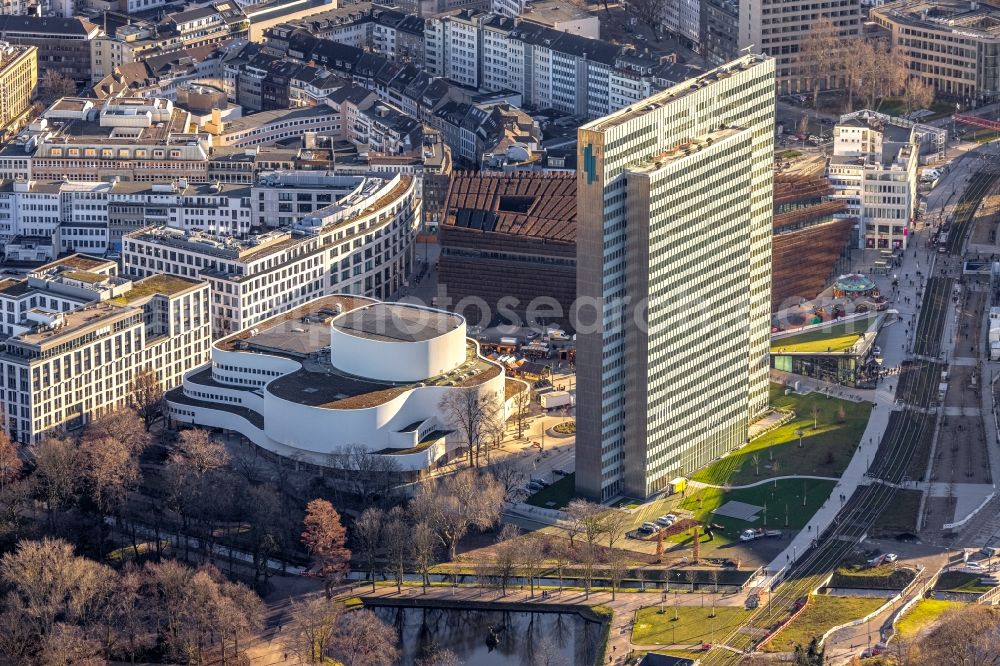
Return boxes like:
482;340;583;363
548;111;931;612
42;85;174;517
677;478;836;544
525;473;575;509
776;149;802;160
935;571;994;593
632;605;752;646
771;320;873;354
691;384;871;486
767;595;885;652
896;600;965;639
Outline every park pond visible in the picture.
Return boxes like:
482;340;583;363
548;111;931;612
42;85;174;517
369;604;604;665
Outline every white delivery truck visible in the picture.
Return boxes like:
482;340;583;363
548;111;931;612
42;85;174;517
540;390;575;410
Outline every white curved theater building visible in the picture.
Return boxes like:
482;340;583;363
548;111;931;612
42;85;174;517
165;295;523;470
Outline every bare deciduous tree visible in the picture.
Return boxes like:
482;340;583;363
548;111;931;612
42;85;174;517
418;648;462;666
913;605;1000;665
327;608;399;666
0;538;110;643
491;458;528;502
410;469;505;560
491;524;520;596
84;408;149;455
326;444;402;505
565;500;606;598
602;509;630;550
439;389;493;468
38;70;77;104
797;18;846;106
78;433;139;515
623;0;665;37
355;506;384;591
903;76;935;114
607;548;629;601
129;369;164;431
32;436;78;528
172;429;229;476
0;426;21;494
512;388;531;439
412;520;438;593
383;506;409;594
518;533;545;598
546;536;571;592
287;596;343;663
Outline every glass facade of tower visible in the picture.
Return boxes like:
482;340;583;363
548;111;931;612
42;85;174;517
575;55;776;501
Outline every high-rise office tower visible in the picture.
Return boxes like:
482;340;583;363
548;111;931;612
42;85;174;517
575;55;775;501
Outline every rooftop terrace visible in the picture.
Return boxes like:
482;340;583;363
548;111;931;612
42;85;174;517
268;339;499;409
112;274;203;304
581;54;767;133
332;303;462;343
217;294;374;354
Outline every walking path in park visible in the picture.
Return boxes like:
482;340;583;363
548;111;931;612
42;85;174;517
689;475;840;491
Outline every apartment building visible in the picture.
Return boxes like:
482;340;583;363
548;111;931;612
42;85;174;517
0;15;100;83
92;2;250;76
739;0;861;93
872;0;1000;101
0;43;36;142
0;255;211;443
123;173;419;335
93;45;223;99
425;12;674;118
828;112;920;250
702;0;739;65
662;0;701;49
489;0;598;37
575;55;775;501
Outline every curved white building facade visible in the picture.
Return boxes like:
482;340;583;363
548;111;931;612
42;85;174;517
165;295;522;471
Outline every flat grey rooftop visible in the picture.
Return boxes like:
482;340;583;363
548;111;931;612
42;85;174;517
332;303;462;343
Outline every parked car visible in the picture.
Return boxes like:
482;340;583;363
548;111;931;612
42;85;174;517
656;514;677;527
982;546;999;557
861;644;885;658
530;477;550;487
965;561;985;571
640;522;659;533
867;554;887;567
552;468;570;476
884;553;898;563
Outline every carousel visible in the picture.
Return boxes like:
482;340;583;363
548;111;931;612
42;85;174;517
832;273;878;299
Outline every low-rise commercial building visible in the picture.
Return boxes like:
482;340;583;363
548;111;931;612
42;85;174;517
0;255;211;443
872;0;1000;101
166;295;520;470
0;15;99;83
829;112;920;250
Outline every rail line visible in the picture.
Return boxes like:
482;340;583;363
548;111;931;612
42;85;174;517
701;157;999;664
